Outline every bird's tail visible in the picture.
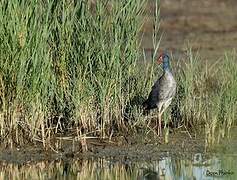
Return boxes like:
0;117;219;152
142;101;150;115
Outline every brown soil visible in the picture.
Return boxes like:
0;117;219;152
141;0;237;60
0;130;206;164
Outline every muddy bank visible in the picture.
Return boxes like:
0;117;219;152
1;125;237;166
0;130;206;164
0;129;237;180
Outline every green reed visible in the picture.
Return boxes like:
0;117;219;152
173;50;237;144
0;0;147;146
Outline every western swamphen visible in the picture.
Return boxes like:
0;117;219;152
143;53;176;136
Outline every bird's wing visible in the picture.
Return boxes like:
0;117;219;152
158;74;176;101
143;79;160;109
143;72;176;110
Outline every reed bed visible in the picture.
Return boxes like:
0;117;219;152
174;50;237;144
0;0;147;146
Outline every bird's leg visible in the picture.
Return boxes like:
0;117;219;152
155;105;163;136
158;113;162;136
155;113;162;136
156;116;159;136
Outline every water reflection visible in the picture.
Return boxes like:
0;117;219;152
0;153;236;180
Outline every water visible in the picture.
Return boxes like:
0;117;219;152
1;130;237;179
1;151;236;180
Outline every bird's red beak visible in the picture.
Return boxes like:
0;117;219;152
157;56;163;64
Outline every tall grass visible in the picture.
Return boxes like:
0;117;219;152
0;0;148;146
174;50;237;144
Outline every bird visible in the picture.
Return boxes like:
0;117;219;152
143;53;176;136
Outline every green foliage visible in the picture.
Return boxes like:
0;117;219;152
0;0;236;147
174;50;237;144
0;0;146;145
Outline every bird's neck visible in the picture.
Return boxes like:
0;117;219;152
163;61;171;72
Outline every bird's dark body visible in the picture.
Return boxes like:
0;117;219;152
143;53;176;136
143;70;176;112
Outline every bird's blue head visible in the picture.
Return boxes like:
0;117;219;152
157;53;170;71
